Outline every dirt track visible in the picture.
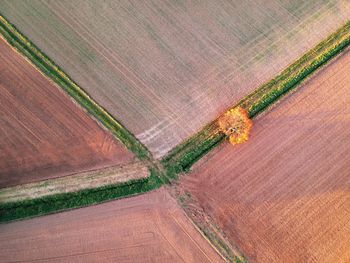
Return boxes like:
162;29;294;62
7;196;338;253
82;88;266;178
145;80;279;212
0;188;223;262
1;0;349;157
180;51;350;262
0;38;134;188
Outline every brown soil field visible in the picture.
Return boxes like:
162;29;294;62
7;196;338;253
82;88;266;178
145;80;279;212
0;37;135;188
1;1;349;158
180;50;350;262
0;188;223;262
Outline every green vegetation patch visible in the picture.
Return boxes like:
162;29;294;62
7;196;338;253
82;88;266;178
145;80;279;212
162;123;224;179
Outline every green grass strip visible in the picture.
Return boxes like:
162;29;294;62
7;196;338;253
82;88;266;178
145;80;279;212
0;14;150;160
162;123;225;178
0;169;162;223
163;20;350;174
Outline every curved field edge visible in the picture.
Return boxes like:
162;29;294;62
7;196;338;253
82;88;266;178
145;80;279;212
162;20;350;177
0;169;162;223
0;14;150;161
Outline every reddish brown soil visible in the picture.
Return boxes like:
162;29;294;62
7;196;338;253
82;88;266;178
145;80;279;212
0;188;223;262
180;51;350;262
0;38;134;188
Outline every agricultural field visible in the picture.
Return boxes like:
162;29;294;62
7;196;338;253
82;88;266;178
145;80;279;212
1;0;349;157
179;50;350;262
0;188;223;262
1;1;350;262
0;37;136;188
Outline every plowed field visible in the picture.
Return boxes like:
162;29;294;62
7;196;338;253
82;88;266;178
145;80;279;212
180;50;350;262
0;38;134;188
0;188;223;262
1;0;349;157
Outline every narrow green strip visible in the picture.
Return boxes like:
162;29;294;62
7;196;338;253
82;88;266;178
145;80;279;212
163;20;350;174
241;21;350;118
0;169;162;223
162;123;224;178
0;14;150;160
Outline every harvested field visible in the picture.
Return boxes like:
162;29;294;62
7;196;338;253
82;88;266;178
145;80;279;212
0;188;223;262
0;37;135;188
180;50;350;262
1;1;349;158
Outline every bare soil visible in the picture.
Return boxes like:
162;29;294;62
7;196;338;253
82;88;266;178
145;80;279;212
0;38;135;188
0;188;223;262
180;50;350;262
1;0;349;157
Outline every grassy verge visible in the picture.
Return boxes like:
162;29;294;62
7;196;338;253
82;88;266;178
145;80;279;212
162;20;350;174
0;162;150;204
0;169;162;223
0;14;150;160
162;123;224;178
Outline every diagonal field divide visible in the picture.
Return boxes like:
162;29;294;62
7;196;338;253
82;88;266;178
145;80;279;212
162;20;350;178
0;15;150;160
1;12;350;225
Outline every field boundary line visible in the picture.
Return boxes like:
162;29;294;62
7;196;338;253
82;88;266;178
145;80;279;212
170;185;247;263
0;167;163;223
0;14;150;161
162;20;350;176
0;162;150;204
